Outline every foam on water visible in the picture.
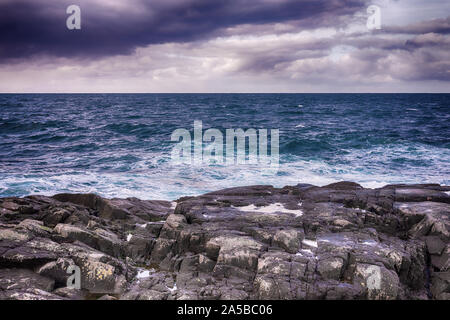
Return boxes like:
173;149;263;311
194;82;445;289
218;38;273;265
0;149;448;200
1;93;449;200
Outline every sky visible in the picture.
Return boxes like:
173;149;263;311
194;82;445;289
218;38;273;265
0;0;449;93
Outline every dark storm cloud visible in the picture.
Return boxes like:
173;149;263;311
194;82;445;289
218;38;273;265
0;0;369;62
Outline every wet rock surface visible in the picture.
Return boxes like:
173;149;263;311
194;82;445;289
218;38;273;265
0;182;449;300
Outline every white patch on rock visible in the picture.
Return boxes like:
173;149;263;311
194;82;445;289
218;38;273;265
361;240;378;246
136;223;147;228
136;269;154;279
167;284;177;293
317;235;355;248
302;239;318;248
234;203;303;217
300;249;315;256
88;252;105;259
126;234;133;242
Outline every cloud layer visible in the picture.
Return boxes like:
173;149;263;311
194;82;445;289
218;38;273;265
0;0;449;92
0;0;370;61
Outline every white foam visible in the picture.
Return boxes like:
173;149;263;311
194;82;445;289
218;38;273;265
302;239;318;248
136;223;147;228
235;203;303;217
2;142;449;201
445;191;450;196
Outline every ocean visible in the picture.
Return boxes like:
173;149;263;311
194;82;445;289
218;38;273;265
0;93;449;200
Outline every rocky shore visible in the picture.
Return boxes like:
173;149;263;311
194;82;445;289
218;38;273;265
0;182;449;300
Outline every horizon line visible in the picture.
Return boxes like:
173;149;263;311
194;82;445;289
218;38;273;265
1;92;449;94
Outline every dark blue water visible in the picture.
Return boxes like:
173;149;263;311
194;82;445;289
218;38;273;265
0;94;449;200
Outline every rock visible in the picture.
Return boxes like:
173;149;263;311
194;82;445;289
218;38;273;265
1;182;449;300
125;235;154;263
98;294;117;300
395;202;450;239
0;228;30;242
0;288;64;300
42;209;71;227
430;271;450;300
257;252;291;277
254;275;291;300
0;234;58;268
52;193;173;221
333;219;353;228
318;257;344;280
209;235;264;272
52;193;128;220
394;188;450;204
150;238;176;264
1;201;20;211
36;258;75;286
198;254;216;272
18;219;52;236
53;287;85;299
54;224;123;257
324;181;363;190
273;229;301;254
426;236;446;255
164;214;187;230
0;268;57;300
353;264;400;300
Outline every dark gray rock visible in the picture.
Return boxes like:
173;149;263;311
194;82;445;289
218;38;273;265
0;268;58;300
1;182;449;300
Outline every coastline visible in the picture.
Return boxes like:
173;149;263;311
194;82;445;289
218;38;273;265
0;181;449;300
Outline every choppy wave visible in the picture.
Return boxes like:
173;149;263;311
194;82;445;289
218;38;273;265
0;93;449;200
